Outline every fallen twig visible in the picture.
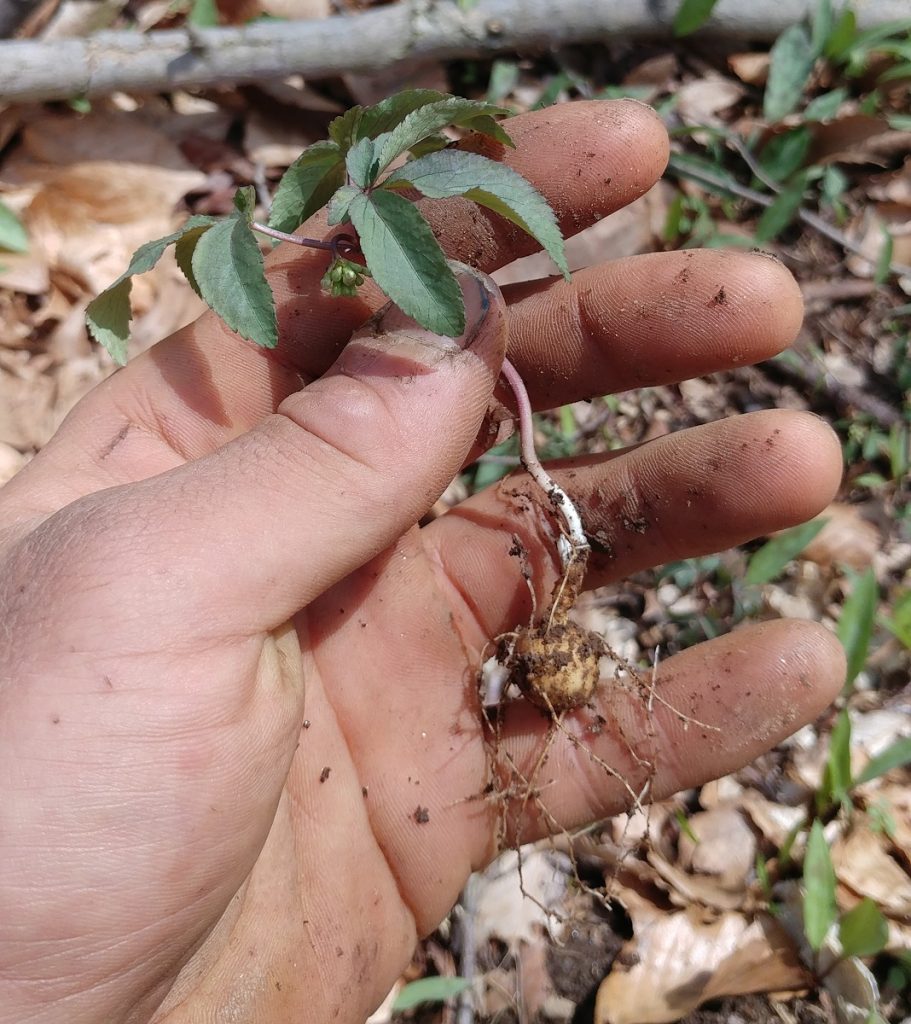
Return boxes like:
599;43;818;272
0;0;909;103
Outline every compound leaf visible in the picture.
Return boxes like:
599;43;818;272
348;189;463;337
384;149;569;277
86;215;216;364
803;820;838;951
192;205;277;349
0;199;28;252
373;97;513;174
268;140;345;234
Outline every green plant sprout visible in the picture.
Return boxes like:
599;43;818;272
85;89;591;585
85;89;568;361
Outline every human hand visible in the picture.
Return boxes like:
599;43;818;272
0;100;844;1024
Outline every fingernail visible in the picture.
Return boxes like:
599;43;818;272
354;264;498;361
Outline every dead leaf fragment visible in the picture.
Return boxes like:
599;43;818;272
801;504;880;571
594;885;806;1024
677;807;757;893
831;825;911;917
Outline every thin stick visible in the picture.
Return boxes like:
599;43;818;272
666;153;911;278
500;358;589;560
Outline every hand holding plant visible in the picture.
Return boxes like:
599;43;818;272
0;99;847;1024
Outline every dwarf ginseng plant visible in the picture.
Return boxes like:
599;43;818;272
86;89;607;720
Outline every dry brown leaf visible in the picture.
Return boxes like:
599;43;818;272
727;53;770;87
831;825;911;916
801;503;880;571
739;790;806;850
0;363;55;449
676;78;745;130
844;202;911;277
472;849;569;949
594;886;806;1024
677;807;757;893
809;115;904;166
858;776;911;866
623;54;678;94
0;251;49;295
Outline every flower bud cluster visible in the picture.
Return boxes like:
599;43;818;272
321;256;371;297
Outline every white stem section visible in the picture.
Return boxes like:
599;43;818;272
500;358;589;562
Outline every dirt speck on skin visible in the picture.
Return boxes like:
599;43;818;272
413;806;430;824
319;766;331;783
708;286;728;307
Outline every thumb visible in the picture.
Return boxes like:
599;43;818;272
109;264;507;636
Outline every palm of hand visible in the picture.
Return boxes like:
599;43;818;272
0;101;844;1024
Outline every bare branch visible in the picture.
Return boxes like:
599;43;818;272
0;0;908;103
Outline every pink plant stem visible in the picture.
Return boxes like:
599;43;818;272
251;222;359;257
500;358;589;563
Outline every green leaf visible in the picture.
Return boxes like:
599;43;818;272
268;141;345;235
818;709;853;814
173;223;214;298
803;820;838;951
759;128;811;181
874;228;894;285
744;518;827;585
811;0;834;57
85;216;216;364
765;24;816;122
373;97;513;175
855;736;911;786
346;136;378;188
348;189;463;337
673;0;720;37
825;9;857;60
754;172;809;242
883;589;911;648
192;206;277;349
392;977;471;1012
188;0;218;26
329;90;450;151
837;567;878;689
803;88;848;122
326;184;360;226
233;185;256;220
383;149;569;278
0;199;28;253
838;898;889;958
487;59;520;102
84;278;133;366
328;105;364;151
